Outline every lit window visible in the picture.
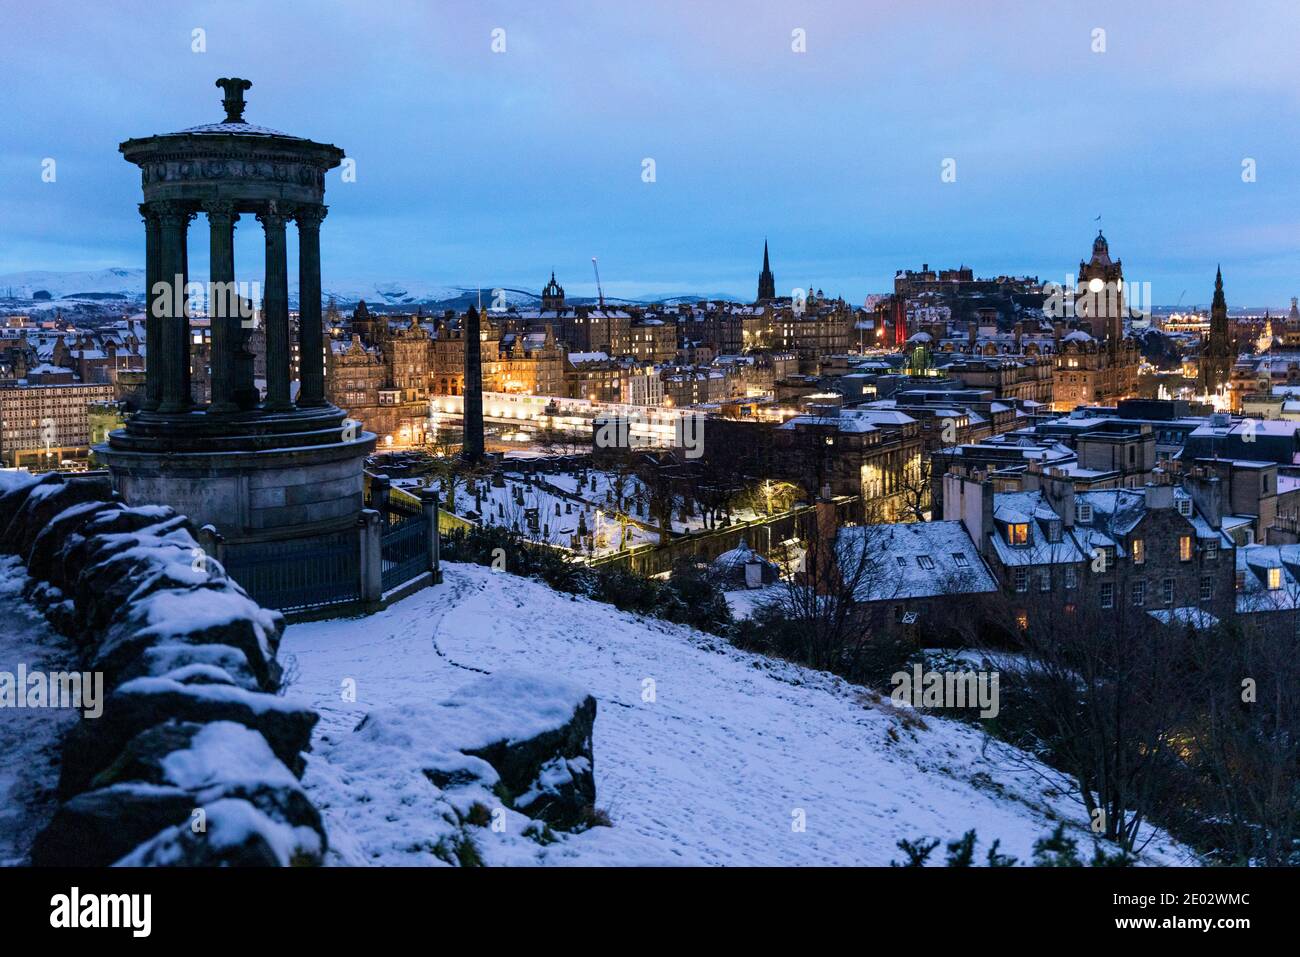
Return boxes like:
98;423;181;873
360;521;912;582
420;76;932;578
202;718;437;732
1179;536;1193;561
1008;523;1029;545
1268;567;1282;590
1131;538;1144;564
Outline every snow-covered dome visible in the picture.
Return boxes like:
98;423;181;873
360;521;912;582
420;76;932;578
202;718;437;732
175;121;300;138
712;538;780;575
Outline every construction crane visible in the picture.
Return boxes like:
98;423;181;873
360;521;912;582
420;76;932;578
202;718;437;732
591;257;605;308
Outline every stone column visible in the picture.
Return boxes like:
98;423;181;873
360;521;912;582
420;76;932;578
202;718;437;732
140;203;162;412
258;202;292;411
180;214;194;404
295;204;327;407
205;201;240;413
419;487;441;578
370;473;391;514
359;508;383;606
156;201;194;414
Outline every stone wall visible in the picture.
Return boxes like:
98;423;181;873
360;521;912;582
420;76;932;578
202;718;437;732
0;472;326;866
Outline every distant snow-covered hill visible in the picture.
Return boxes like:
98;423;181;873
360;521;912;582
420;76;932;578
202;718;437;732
0;267;144;302
0;269;736;310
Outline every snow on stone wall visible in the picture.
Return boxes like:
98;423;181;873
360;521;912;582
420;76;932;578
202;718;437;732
0;472;324;866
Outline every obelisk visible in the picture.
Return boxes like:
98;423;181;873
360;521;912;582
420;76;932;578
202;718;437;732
462;304;485;462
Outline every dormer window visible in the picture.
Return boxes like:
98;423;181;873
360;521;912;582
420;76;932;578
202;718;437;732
1176;498;1193;517
1047;521;1062;543
1076;502;1093;523
1268;567;1282;590
1008;523;1029;546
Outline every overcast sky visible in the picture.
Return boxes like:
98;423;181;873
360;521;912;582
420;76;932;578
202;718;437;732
4;0;1300;306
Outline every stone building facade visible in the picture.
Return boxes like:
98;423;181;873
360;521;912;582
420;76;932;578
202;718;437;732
325;306;567;447
945;471;1238;625
0;380;117;468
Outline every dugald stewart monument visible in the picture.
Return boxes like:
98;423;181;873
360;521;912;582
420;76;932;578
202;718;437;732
98;78;379;608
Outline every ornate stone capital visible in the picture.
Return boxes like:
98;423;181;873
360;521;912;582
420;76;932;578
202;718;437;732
153;200;192;228
202;199;239;224
139;202;161;226
294;204;327;229
256;201;293;229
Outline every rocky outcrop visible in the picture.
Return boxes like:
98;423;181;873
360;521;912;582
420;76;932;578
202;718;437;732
458;689;597;830
0;472;323;867
358;671;600;834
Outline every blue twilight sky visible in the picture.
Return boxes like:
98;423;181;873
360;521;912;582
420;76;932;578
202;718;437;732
3;0;1300;307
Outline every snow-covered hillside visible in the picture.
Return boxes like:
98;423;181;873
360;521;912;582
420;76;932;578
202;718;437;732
281;563;1193;866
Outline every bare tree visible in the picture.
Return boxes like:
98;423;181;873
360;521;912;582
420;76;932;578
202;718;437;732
1185;596;1300;865
737;478;800;518
896;455;932;523
761;520;904;677
980;563;1198;855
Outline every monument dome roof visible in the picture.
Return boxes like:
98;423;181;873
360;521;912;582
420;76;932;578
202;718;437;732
174;121;301;138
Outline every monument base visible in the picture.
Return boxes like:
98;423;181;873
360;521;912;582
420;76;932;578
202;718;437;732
98;405;375;545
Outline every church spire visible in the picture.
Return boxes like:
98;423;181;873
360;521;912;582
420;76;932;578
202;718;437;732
1204;266;1231;393
757;239;776;302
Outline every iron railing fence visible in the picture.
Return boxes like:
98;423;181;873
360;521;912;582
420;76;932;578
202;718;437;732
222;527;363;613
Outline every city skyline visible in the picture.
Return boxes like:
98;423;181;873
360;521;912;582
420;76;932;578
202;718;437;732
6;1;1300;305
5;0;1300;898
